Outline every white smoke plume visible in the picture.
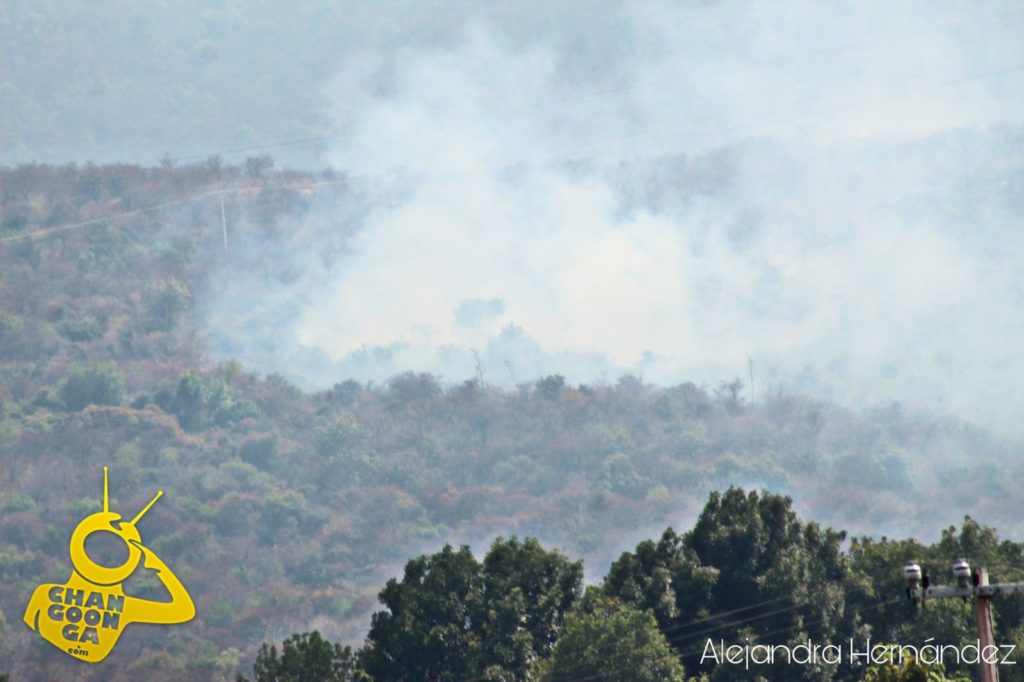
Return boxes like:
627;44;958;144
203;1;1024;432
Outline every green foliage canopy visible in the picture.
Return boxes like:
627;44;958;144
360;537;583;681
540;590;686;682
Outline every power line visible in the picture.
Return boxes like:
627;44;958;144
569;596;903;682
567;559;1024;681
497;583;844;682
2;126;1000;251
664;596;829;647
666;597;904;668
462;591;817;682
0;190;222;244
4;58;1021;248
0;179;355;245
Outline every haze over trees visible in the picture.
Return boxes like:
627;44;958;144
1;162;1023;681
6;2;1024;429
233;489;1009;681
3;1;1023;679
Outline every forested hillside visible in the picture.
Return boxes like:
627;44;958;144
235;490;1024;682
1;163;1023;681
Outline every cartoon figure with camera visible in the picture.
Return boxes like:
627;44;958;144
23;467;195;662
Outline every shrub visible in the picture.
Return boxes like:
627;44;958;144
59;365;125;411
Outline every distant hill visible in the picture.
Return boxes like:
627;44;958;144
1;162;1021;681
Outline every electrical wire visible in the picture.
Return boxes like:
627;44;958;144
460;590;816;682
559;559;1024;681
478;582;849;682
0;179;356;245
475;557;1024;682
568;596;904;682
3;57;1021;247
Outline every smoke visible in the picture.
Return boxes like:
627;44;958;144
202;1;1024;431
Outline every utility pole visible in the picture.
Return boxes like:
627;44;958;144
975;568;998;682
472;349;485;387
747;356;755;406
904;559;1022;682
219;192;228;251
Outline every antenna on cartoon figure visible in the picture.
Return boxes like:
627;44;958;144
131;489;163;525
103;466;109;512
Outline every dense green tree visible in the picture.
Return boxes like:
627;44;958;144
6;162;1024;682
846;516;1024;682
144;278;191;331
360;544;482;680
387;372;443;404
239;505;1024;682
860;648;968;682
535;375;566;400
170;371;206;430
238;631;366;682
604;488;854;680
481;536;585;659
539;590;686;682
360;537;582;681
59;364;125;411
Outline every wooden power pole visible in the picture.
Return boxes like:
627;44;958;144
975;568;998;682
904;559;1018;682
